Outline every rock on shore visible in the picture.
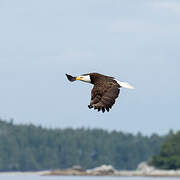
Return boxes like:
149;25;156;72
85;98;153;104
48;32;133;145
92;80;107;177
43;162;180;177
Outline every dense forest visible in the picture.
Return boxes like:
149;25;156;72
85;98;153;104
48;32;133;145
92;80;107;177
151;131;180;169
0;119;167;172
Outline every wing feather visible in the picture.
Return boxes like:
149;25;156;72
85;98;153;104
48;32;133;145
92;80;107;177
89;84;120;112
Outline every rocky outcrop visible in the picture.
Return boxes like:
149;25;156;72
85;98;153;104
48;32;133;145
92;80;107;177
115;162;180;177
43;163;180;177
86;165;115;175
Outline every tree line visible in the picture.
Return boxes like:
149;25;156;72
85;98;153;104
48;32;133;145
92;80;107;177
0;119;167;171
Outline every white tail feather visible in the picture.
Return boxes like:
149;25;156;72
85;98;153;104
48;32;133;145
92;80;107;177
115;80;135;89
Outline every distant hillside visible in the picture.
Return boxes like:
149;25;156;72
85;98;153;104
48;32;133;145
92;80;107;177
0;119;166;171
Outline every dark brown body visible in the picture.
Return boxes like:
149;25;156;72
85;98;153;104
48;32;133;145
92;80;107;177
88;73;120;112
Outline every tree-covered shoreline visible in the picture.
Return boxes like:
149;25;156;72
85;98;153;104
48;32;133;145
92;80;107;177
151;131;180;169
0;119;166;172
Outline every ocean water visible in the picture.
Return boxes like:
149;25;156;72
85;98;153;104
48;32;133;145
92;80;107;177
0;174;178;180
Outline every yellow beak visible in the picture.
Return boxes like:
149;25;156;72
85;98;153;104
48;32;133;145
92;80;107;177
76;77;82;80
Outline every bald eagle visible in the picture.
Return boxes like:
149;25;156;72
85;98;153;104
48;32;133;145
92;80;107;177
66;73;134;113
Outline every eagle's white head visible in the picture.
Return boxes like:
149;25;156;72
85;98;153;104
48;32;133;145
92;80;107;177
76;75;91;83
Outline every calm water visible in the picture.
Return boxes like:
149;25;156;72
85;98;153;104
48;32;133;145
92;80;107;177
0;174;178;180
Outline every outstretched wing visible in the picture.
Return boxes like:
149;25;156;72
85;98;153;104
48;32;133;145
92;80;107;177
89;84;120;113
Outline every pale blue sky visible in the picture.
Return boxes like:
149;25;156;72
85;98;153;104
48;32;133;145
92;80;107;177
0;0;180;135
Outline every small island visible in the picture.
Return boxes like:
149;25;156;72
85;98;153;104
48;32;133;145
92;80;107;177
0;120;180;177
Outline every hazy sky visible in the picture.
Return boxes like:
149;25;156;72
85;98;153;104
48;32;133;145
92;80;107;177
0;0;180;135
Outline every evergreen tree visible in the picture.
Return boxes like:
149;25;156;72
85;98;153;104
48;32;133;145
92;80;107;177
151;131;180;169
